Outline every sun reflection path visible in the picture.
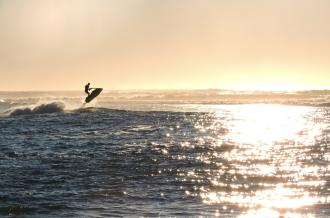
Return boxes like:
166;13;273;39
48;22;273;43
188;104;330;217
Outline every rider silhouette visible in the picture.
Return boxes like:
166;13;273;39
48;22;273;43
85;83;93;96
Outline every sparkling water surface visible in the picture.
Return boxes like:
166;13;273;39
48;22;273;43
0;93;330;217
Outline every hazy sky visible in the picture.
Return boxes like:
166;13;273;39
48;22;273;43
1;0;330;91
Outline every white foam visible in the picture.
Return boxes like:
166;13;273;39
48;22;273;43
9;102;65;116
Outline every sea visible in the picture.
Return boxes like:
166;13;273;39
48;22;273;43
0;90;330;217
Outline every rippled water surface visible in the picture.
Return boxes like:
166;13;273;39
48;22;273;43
1;101;330;217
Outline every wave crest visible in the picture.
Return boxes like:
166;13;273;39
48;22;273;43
9;102;65;116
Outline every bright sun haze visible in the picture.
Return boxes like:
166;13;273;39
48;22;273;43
0;0;330;91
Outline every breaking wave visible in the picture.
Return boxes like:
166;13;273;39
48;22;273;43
9;102;65;116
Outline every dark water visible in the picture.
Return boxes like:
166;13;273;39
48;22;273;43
1;102;330;217
0;108;217;217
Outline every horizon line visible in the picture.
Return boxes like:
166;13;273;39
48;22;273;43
0;88;330;92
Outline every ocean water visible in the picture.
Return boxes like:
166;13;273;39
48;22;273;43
0;90;330;217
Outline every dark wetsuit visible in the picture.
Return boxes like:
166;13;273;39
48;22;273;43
85;84;90;95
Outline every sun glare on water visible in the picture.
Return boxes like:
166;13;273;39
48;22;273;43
193;104;329;217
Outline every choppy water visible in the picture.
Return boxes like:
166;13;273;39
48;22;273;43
0;91;330;217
